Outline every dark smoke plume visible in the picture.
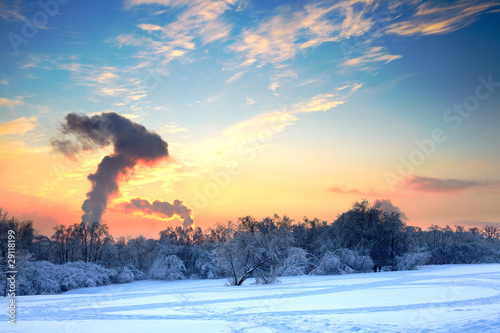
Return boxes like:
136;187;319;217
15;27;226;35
120;198;195;229
52;112;168;224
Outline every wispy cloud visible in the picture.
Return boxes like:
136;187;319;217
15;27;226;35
0;116;37;136
290;93;346;113
329;186;366;196
0;1;27;22
230;1;383;67
405;175;500;193
20;54;164;117
386;1;500;36
229;0;497;71
223;111;297;138
342;46;401;71
0;96;25;109
269;70;298;95
297;78;321;87
230;3;339;66
121;0;237;64
329;185;382;198
291;82;363;113
223;82;362;137
137;23;163;33
226;70;246;84
159;122;189;134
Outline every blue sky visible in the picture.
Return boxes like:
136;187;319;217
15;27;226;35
1;0;499;236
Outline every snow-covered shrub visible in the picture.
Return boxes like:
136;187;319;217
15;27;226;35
116;267;134;283
393;252;429;271
335;248;373;273
17;261;61;295
123;264;148;281
310;252;346;275
277;247;310;276
15;260;116;295
149;255;186;280
60;262;114;291
310;249;374;276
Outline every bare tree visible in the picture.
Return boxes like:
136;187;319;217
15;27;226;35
480;225;500;239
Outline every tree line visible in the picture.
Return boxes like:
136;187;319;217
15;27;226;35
1;201;499;295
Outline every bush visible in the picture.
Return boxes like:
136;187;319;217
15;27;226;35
277;247;310;276
17;261;61;295
123;264;148;281
15;260;118;295
310;249;374;275
393;252;429;271
116;267;135;283
335;248;373;273
60;262;114;291
310;252;347;275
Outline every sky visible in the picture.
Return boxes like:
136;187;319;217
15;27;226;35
0;0;499;238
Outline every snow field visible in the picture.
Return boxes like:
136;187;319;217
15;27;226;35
2;264;500;332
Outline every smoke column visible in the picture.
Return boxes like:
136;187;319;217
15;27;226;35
52;112;168;224
120;198;195;229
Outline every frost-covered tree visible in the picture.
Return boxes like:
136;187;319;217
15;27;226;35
213;216;292;286
189;246;220;279
149;255;186;280
277;247;310;276
333;200;406;267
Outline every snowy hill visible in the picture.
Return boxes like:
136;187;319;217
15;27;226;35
3;264;500;332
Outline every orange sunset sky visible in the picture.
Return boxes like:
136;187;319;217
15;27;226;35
1;0;499;238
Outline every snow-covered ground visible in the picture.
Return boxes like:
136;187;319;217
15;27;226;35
2;264;500;332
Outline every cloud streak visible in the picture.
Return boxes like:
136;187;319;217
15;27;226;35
405;175;500;193
120;0;237;64
0;96;25;109
341;46;401;71
223;82;363;139
386;1;500;36
0;116;37;136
